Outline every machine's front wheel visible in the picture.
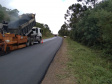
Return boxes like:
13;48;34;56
31;38;34;45
26;37;30;47
6;47;10;54
38;37;41;44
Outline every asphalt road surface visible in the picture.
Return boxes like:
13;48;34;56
0;36;63;84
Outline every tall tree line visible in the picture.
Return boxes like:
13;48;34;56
59;0;112;55
36;22;52;37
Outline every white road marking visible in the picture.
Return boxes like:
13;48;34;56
43;37;57;42
34;37;57;43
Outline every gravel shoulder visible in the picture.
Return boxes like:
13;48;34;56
41;38;76;84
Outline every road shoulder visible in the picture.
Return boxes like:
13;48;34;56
41;38;76;84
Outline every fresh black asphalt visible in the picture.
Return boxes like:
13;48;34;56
0;37;63;84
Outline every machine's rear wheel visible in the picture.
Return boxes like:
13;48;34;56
6;47;10;54
0;51;5;56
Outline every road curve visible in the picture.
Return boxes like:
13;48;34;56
0;36;63;84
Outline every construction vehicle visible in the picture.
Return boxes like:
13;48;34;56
0;14;42;55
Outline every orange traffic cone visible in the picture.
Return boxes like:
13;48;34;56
41;39;43;44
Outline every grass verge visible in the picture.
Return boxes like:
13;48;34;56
67;38;112;84
42;35;54;39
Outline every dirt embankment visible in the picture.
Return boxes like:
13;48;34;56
41;39;76;84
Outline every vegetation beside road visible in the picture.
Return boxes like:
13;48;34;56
36;22;53;39
42;35;54;39
67;38;112;84
59;0;112;56
58;1;112;83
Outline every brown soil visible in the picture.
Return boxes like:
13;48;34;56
41;39;76;84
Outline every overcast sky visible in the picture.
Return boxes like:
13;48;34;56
0;0;78;34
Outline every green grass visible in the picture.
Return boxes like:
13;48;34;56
42;34;54;39
67;38;112;84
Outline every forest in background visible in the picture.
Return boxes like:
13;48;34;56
0;4;19;22
59;0;112;57
36;22;53;37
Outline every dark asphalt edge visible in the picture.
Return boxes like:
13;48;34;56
39;37;63;84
